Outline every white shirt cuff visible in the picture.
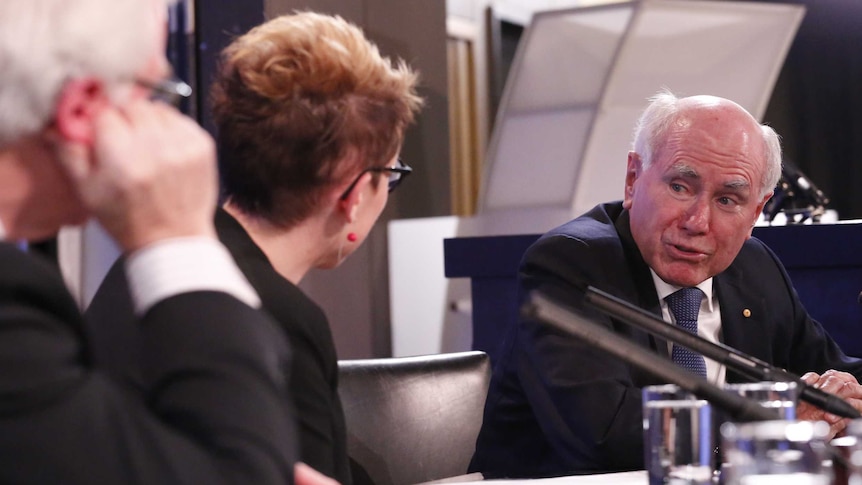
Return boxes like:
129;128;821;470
125;237;261;315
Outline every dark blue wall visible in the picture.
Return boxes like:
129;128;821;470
445;224;862;366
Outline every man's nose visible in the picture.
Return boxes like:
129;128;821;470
680;198;710;233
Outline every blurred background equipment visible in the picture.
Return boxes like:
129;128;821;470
762;162;834;225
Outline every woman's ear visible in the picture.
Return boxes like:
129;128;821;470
53;78;108;144
338;172;372;223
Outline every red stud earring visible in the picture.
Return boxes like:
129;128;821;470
347;232;358;242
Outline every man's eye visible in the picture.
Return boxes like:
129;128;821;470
670;183;684;192
717;196;735;206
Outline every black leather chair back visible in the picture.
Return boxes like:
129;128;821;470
338;351;491;485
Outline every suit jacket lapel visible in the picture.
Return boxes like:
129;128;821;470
613;209;669;360
714;265;770;382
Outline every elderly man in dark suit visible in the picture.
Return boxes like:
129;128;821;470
469;90;862;479
0;0;314;483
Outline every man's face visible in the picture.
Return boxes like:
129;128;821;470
623;101;771;287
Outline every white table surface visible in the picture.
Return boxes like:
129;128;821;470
436;470;647;485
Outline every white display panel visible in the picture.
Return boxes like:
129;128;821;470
480;0;805;217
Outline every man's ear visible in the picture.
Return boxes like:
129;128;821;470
745;192;773;238
337;172;372;223
623;151;641;210
53;78;109;144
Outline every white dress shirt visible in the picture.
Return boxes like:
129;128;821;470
126;236;261;314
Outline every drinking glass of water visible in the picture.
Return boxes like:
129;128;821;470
720;420;832;485
644;384;715;485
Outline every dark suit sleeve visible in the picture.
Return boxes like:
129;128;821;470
513;233;646;472
0;246;296;484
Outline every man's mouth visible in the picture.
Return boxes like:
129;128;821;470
667;242;707;258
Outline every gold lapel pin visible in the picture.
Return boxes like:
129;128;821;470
743;309;752;318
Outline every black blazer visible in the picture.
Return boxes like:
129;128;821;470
469;202;862;479
0;242;296;484
87;208;352;484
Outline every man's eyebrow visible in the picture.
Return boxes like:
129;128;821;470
724;179;751;191
670;162;698;179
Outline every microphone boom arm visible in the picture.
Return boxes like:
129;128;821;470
583;286;860;419
524;292;777;422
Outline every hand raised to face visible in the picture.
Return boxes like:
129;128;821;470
55;99;218;251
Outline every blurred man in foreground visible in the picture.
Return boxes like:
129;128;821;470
0;0;300;482
470;90;862;478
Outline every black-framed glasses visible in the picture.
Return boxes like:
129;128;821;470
135;77;193;107
339;158;413;200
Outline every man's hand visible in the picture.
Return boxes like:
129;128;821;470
294;462;340;485
797;370;862;439
55;99;218;251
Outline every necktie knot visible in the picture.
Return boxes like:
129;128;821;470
665;287;703;328
665;287;706;378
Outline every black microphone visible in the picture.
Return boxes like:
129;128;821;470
582;285;861;419
523;292;776;422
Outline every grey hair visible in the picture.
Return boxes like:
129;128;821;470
0;0;172;146
631;90;782;199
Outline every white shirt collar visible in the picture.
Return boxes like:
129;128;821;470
649;269;715;312
0;217;6;241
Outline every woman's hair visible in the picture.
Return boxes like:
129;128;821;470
0;0;167;146
212;11;424;228
632;90;782;199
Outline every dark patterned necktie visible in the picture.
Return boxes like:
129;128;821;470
665;287;707;379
